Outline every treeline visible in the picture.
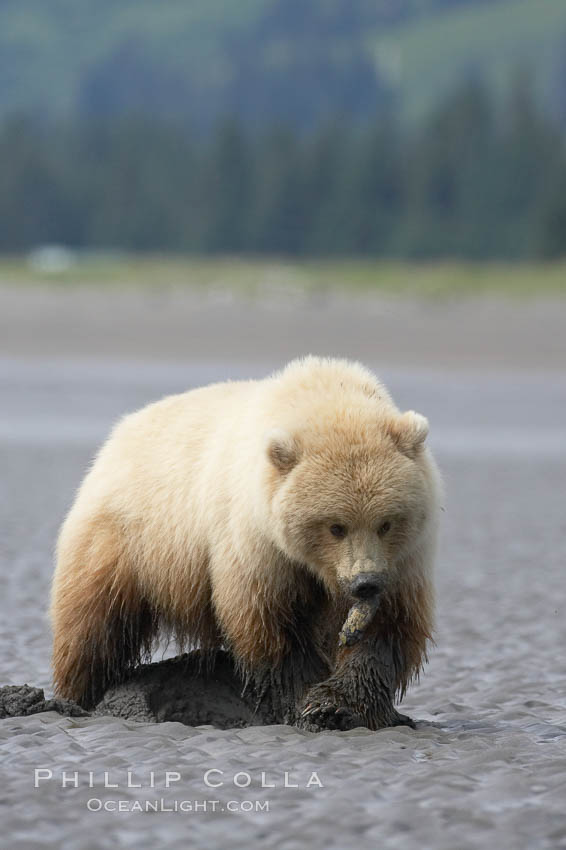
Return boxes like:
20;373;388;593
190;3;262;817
1;78;566;258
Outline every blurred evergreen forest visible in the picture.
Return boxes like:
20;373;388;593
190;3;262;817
3;0;566;258
2;77;566;259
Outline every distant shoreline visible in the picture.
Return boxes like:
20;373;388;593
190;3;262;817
2;255;566;297
1;268;566;372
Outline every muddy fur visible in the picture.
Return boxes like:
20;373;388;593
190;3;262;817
242;574;341;724
51;519;159;707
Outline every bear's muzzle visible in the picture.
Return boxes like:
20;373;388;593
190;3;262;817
349;571;384;600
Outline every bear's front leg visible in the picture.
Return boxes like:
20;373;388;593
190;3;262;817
213;559;335;725
298;638;415;732
250;645;332;726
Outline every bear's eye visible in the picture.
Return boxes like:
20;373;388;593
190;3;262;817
330;524;347;539
377;520;391;537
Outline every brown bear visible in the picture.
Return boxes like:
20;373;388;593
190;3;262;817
50;356;441;730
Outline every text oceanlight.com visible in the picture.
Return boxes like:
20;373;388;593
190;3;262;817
33;769;324;814
86;798;270;813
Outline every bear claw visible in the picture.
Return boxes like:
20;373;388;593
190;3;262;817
299;693;361;730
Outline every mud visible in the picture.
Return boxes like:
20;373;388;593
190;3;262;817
95;651;283;728
0;684;89;719
1;652;287;728
2;294;566;848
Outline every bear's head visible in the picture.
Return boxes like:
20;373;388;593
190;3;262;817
264;410;437;599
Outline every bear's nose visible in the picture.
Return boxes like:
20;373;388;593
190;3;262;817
350;572;383;600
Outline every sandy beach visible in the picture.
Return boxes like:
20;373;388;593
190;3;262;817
1;284;566;849
2;282;566;370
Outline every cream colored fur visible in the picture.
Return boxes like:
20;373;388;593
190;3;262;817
51;356;441;706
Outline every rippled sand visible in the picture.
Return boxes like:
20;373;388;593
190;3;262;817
1;292;566;848
1;414;566;847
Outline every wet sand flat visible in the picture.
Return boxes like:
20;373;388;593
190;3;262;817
1;283;566;371
1;287;566;848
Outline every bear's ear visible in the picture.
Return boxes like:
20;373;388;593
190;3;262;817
388;411;429;458
266;429;301;473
